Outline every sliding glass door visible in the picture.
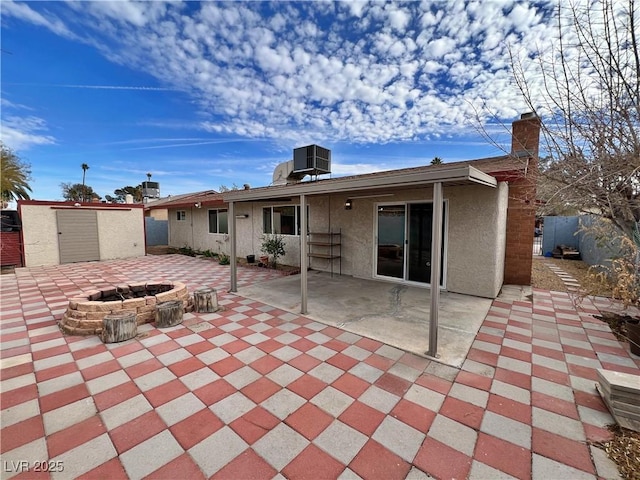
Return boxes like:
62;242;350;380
376;205;405;279
376;202;446;286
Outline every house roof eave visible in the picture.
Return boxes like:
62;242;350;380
222;164;497;203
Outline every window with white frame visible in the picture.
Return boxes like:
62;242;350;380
262;205;308;235
176;210;186;221
208;209;228;234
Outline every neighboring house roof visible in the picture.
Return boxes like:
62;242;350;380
145;190;225;210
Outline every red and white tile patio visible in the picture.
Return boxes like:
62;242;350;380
1;255;638;479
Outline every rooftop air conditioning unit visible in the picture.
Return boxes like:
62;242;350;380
293;145;331;176
142;181;160;199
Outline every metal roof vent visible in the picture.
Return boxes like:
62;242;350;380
293;145;331;176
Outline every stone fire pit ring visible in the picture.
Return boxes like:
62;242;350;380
59;281;192;336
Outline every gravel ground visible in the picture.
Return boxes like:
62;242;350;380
531;256;613;297
531;257;567;292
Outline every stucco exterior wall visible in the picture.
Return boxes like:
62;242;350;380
301;185;507;298
446;182;508;298
20;204;60;267
240;184;506;298
167;209;191;249
20;203;145;267
168;183;508;298
235;202;302;265
147;208;168;220
96;209;145;260
168;203;308;264
167;207;231;254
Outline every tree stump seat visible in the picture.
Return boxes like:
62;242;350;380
194;287;219;313
101;312;137;343
155;300;184;328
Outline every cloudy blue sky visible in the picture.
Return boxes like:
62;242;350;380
1;0;558;201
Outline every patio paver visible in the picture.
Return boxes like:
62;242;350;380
1;255;639;479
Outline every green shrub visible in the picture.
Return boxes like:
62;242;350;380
260;234;286;268
179;245;196;256
218;253;230;265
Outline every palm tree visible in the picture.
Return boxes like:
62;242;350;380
430;156;443;165
81;163;89;202
1;143;32;205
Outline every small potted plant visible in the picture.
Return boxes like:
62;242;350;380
260;234;286;268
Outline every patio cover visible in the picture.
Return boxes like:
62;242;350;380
222;163;498;358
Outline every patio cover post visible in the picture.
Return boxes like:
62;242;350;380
300;194;308;314
229;201;237;292
427;182;443;357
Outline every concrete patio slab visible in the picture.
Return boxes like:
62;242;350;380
239;271;492;367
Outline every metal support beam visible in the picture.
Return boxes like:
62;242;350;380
427;182;443;357
300;194;308;314
229;201;237;292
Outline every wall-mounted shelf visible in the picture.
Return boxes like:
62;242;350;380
308;230;341;276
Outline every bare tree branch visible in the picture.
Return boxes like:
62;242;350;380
502;0;639;239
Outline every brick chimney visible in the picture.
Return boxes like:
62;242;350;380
511;112;541;158
503;112;542;287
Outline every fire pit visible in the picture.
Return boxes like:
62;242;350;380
59;281;192;336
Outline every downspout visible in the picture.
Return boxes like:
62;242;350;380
142;207;148;256
427;182;443;358
17;201;25;267
190;207;194;248
229;201;237;292
300;193;308;314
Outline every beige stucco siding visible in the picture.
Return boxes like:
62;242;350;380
20;204;60;266
147;208;168;220
96;209;145;260
445;182;508;298
235;203;302;264
232;184;507;299
168;182;507;298
168;203;305;263
167;207;231;254
167;209;190;249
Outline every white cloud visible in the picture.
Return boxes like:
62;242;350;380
330;162;387;176
424;37;457;59
1;98;33;110
256;45;297;74
81;0;178;27
346;1;368;18
386;6;411;31
3;1;570;144
1;0;74;38
508;4;540;32
1;115;56;150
